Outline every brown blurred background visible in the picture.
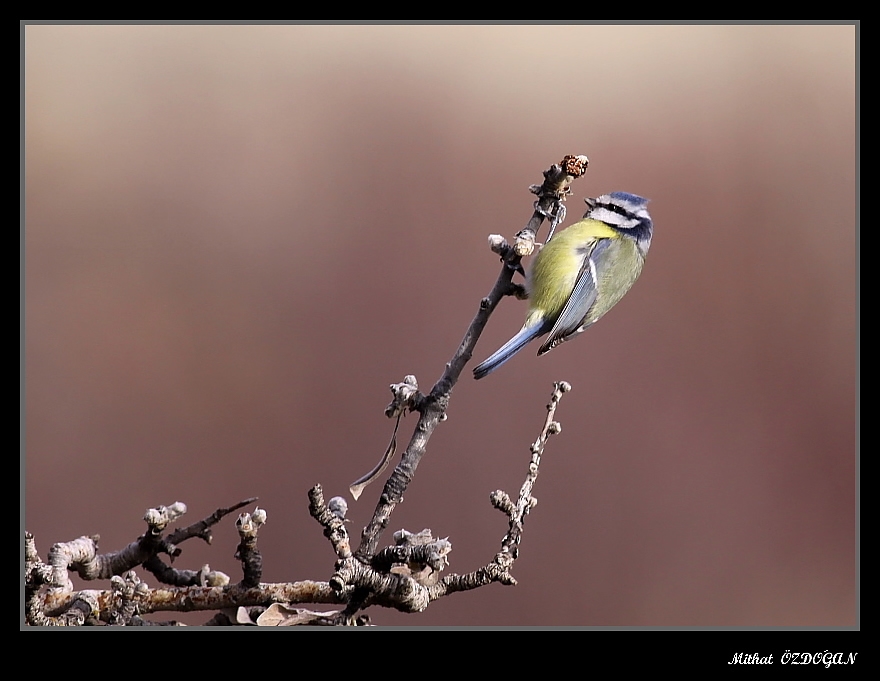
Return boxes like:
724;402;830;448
24;25;856;626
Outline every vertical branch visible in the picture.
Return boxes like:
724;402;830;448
422;380;572;599
497;380;571;561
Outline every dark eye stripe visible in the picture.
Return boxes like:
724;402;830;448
597;200;636;219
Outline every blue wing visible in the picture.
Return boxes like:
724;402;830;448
537;239;611;355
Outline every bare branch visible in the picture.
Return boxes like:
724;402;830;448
162;497;258;557
428;381;570;598
235;508;267;588
27;375;570;624
27;158;587;626
143;498;257;584
355;156;588;562
39;581;346;621
309;485;353;560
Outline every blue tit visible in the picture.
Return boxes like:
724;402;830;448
473;192;653;380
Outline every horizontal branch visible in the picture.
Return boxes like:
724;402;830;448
40;580;346;619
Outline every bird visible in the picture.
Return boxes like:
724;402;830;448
473;192;653;380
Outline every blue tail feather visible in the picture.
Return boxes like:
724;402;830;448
473;322;546;380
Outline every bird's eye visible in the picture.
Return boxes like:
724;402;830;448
605;201;631;218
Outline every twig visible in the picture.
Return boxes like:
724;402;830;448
163;497;258;556
235;508;266;588
426;381;571;598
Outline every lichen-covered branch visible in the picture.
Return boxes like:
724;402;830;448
38;580;345;623
234;508;266;588
26;499;262;625
309;485;353;560
317;381;570;617
161;496;258;558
